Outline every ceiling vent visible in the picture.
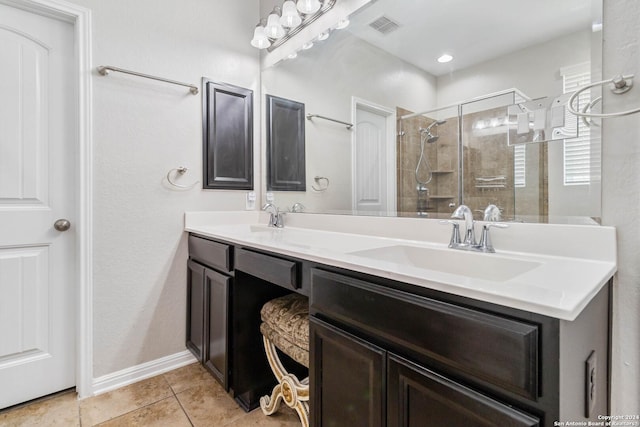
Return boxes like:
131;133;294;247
368;15;401;35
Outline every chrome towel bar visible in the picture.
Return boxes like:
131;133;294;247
97;65;199;95
306;113;353;130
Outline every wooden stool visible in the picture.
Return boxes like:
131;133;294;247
259;293;310;426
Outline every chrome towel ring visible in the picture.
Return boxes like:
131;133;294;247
167;167;199;189
567;74;639;118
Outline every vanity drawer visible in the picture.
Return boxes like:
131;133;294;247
188;235;232;273
235;248;299;290
310;269;539;400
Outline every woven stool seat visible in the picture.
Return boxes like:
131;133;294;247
260;293;309;367
259;293;310;427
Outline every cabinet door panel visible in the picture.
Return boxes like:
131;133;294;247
204;268;230;390
186;260;205;361
311;268;538;399
310;317;385;427
387;354;540;427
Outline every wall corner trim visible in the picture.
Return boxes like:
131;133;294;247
89;351;198;398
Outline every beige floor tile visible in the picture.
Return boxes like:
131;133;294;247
176;382;246;427
95;396;191;427
226;407;301;427
0;391;79;427
80;375;173;426
163;362;216;394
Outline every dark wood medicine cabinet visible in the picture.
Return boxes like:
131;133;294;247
202;78;254;190
266;94;306;192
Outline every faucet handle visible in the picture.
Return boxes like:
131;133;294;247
478;222;509;253
439;220;461;247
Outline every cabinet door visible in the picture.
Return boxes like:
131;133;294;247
204;268;230;390
310;317;385;427
186;260;205;361
387;354;540;427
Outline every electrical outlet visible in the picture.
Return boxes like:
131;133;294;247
585;351;597;417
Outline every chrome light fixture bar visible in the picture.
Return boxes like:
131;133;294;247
251;0;337;53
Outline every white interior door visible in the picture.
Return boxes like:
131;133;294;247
352;99;396;214
0;3;76;409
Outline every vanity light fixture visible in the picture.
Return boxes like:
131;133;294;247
251;20;272;49
437;53;454;63
297;0;322;14
281;1;302;28
265;7;286;39
251;0;337;52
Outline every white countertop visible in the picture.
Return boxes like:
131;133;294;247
185;211;617;321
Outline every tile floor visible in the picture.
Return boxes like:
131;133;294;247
0;363;300;426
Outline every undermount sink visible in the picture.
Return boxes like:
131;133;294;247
348;245;542;282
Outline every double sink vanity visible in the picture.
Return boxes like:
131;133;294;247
184;210;616;426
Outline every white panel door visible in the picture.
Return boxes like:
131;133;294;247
0;3;76;409
353;103;395;214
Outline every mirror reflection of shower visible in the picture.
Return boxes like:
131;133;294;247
415;120;446;215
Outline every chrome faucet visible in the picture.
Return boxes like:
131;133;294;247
442;204;508;253
451;205;476;246
262;203;286;228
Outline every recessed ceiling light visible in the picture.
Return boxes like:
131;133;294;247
437;54;453;63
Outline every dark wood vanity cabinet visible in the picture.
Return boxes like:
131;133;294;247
310;317;386;427
187;233;610;426
186;235;232;390
310;268;548;427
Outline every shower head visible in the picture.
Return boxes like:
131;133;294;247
426;119;447;131
419;120;446;143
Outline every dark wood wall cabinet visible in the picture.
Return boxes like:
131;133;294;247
187;232;610;426
266;95;306;191
202;79;253;190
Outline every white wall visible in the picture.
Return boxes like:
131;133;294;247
66;0;260;378
436;30;591;105
602;0;640;413
261;31;437;212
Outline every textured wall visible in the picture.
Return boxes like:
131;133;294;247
602;0;640;413
66;0;260;378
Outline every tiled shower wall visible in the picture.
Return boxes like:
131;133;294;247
396;107;458;217
397;106;547;220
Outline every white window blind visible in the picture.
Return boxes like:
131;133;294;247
562;63;591;185
514;144;526;188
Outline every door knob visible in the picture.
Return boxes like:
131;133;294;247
54;219;71;232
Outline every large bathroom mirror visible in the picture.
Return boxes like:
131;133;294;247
260;0;603;224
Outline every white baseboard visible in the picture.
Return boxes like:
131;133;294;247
90;350;197;397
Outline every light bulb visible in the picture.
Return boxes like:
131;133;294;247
302;41;314;50
335;18;350;29
317;31;329;41
250;25;271;49
437;54;453;63
297;0;321;15
265;11;285;39
280;1;302;28
288;52;298;59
